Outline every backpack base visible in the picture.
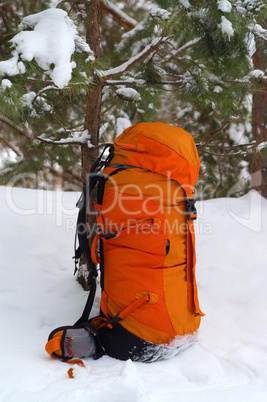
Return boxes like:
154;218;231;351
98;323;197;363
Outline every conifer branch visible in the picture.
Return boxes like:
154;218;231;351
102;35;168;80
199;148;248;157
43;163;83;186
200;142;256;149
101;0;137;29
104;79;184;86
197;116;236;149
31;85;58;105
37;135;90;146
0;116;31;139
0;135;22;157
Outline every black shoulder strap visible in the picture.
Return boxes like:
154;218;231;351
74;144;114;326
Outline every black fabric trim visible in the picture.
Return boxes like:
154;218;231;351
74;172;106;325
99;238;104;291
74;274;96;326
98;323;161;362
91;144;114;173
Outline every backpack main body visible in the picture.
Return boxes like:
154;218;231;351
92;122;204;359
45;121;204;364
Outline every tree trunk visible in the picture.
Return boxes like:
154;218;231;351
251;19;267;198
78;0;102;289
81;0;102;181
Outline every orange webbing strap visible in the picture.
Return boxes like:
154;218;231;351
46;336;86;378
114;139;137;151
67;359;86;379
187;219;204;317
100;292;150;329
45;335;62;357
117;294;150;321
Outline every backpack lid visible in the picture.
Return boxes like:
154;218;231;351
114;122;200;198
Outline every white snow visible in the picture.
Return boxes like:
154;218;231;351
21;91;52;116
217;0;232;13
218;16;235;39
103;36;165;78
1;79;12;89
213;85;223;93
256;141;267;152
104;0;138;28
249;69;265;78
1;186;267;401
38;130;92;145
0;8;94;89
150;7;171;20
116;87;141;102
116;117;132;136
121;19;146;40
0;55;26;76
179;0;191;9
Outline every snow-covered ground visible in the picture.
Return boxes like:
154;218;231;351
1;186;267;402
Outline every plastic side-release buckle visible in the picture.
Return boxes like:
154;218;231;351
185;198;197;220
105;313;122;329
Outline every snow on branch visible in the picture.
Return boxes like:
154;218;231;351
104;78;185;86
248;23;267;41
176;38;201;54
256;141;267;152
101;36;168;80
101;0;137;29
0;8;94;89
37;130;92;146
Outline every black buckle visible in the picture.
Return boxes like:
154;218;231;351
91;144;114;173
185;198;197;220
100;232;117;240
105;313;122;328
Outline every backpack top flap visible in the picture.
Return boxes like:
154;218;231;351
113;122;200;198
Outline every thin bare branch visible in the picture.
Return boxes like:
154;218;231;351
198;141;256;149
0;116;31;139
31;85;58;105
101;0;137;29
199;148;248;157
197;116;236;149
0;135;22;157
43;163;83;186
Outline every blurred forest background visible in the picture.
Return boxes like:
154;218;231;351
0;0;266;199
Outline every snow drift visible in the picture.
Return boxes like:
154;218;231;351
0;186;267;402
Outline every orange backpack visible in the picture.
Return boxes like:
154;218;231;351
46;122;204;364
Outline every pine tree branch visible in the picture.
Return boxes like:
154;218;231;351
56;0;137;28
0;135;22;157
198;142;256;149
197;116;236;149
104;78;184;86
101;35;168;80
101;0;137;29
31;85;58;105
43;163;83;186
0;116;31;139
37;134;91;146
176;38;201;54
199;148;248;157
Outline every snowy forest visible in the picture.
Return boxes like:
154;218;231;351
0;0;266;199
1;2;267;402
